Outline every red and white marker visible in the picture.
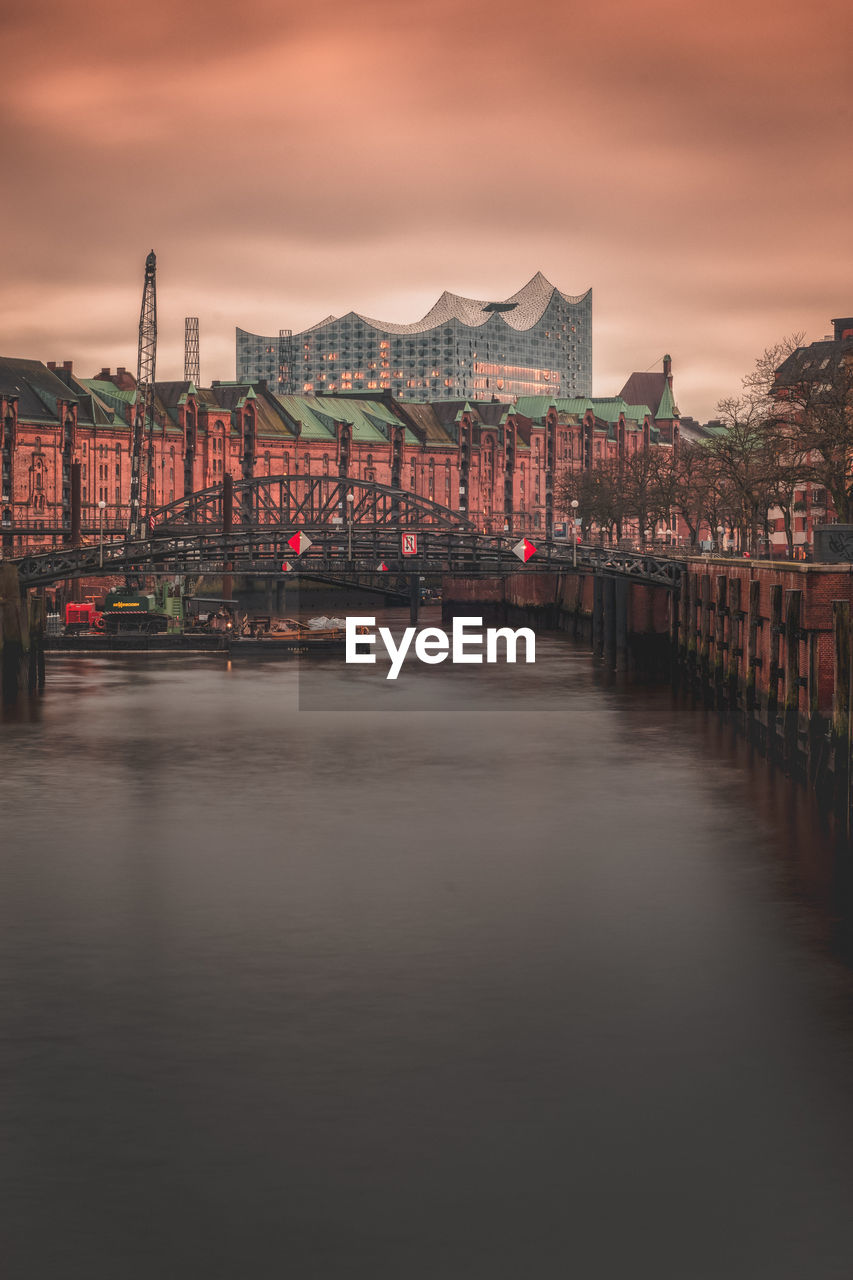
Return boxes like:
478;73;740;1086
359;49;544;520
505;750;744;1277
377;561;389;572
280;560;293;572
512;537;536;563
287;531;312;556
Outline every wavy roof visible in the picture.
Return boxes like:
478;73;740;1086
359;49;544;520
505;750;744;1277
317;272;590;336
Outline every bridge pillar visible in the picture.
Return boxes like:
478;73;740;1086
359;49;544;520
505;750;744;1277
409;574;420;626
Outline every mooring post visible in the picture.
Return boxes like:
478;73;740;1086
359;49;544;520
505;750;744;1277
686;570;698;674
727;577;741;711
783;589;802;766
603;575;617;668
676;568;691;670
713;575;727;704
832;601;850;821
746;578;760;725
409;574;420;626
699;574;711;684
807;629;824;786
767;584;783;750
592;574;604;657
615;577;629;671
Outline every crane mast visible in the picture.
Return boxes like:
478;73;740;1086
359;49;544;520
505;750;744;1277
184;316;200;385
129;250;157;538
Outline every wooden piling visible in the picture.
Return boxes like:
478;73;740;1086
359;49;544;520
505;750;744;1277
783;589;802;765
767;584;783;747
727;577;741;712
832;601;851;819
699;574;711;682
713;575;727;704
807;630;825;785
746;579;760;724
679;569;691;665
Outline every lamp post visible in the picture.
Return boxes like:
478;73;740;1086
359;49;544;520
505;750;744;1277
717;524;724;555
346;490;355;561
571;499;579;568
98;499;106;568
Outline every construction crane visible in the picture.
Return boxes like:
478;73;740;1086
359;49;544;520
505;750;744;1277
129;250;157;539
184;316;200;385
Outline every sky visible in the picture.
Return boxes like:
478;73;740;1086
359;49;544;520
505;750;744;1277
1;0;851;421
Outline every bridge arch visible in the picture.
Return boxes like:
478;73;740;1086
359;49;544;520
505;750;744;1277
150;475;473;532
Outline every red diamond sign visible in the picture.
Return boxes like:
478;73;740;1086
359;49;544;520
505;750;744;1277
377;561;389;572
512;538;536;563
280;560;293;572
287;531;312;556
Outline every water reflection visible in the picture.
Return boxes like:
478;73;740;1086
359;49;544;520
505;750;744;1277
3;637;853;1277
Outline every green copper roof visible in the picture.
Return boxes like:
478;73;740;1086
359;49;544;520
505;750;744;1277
623;404;653;422
83;379;136;404
274;394;395;443
655;382;677;420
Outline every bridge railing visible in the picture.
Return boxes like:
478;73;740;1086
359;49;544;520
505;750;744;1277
13;526;686;589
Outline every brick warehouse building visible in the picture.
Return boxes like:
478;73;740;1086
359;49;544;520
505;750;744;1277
0;355;680;556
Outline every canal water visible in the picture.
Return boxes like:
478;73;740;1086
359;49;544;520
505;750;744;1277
4;616;853;1277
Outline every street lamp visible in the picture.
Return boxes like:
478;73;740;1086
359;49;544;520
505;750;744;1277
98;499;106;567
346;490;355;561
717;524;724;554
571;499;579;568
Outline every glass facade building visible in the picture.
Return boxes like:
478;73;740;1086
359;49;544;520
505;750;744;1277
236;273;592;403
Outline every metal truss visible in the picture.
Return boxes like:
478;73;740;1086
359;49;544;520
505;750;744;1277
15;527;685;590
149;475;475;532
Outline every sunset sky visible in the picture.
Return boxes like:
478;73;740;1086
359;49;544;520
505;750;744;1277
2;0;851;420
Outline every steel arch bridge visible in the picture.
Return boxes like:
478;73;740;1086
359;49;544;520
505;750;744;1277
10;476;686;590
151;474;474;532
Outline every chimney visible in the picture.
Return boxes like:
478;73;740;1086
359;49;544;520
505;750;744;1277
98;368;111;379
63;360;73;372
832;317;853;342
47;361;56;370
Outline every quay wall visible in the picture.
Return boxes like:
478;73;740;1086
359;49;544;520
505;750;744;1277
443;559;853;805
